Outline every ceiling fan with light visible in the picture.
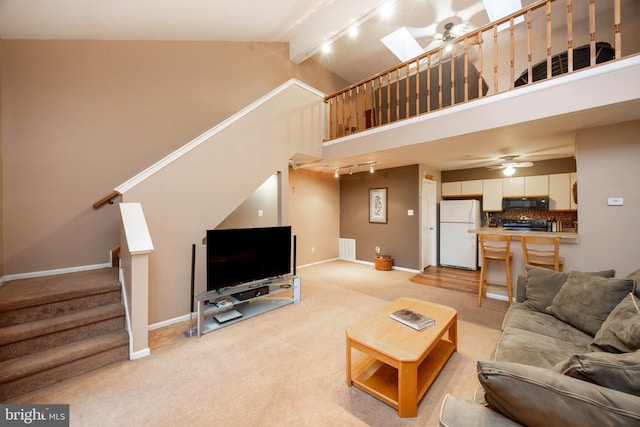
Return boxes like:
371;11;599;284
433;22;468;43
487;156;534;176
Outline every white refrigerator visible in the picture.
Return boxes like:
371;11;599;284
439;199;481;270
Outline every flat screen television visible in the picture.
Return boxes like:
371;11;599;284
206;226;292;292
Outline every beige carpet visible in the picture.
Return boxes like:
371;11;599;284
7;261;508;426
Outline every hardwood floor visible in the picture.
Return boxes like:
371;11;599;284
410;266;480;294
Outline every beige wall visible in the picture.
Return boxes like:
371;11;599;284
122;82;326;324
0;39;347;275
216;174;280;230
216;167;341;268
570;119;640;275
289;168;340;267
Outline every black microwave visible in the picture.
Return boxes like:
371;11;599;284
502;197;549;211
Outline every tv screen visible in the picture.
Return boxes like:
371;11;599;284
206;226;292;292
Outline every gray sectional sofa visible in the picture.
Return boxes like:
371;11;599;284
439;265;640;427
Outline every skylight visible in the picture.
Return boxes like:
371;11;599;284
380;27;424;62
483;0;524;31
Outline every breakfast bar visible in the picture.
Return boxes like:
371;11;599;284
469;228;579;302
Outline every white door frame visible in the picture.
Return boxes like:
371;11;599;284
421;179;437;270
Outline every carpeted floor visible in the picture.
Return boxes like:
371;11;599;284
7;261;508;426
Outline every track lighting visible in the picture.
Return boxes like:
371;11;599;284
333;161;377;178
310;2;395;58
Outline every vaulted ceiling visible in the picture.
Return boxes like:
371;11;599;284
2;0;638;172
0;0;527;84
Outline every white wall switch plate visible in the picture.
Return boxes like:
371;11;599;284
407;209;414;216
608;197;624;206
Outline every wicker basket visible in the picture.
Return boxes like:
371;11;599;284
374;255;393;271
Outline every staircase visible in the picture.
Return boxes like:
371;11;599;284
0;268;129;400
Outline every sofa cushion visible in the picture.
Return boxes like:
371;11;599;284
590;292;640;353
553;350;640;396
522;266;614;313
502;303;593;346
477;360;640;427
547;272;635;336
493;327;587;368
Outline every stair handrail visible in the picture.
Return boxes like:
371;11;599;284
93;190;121;209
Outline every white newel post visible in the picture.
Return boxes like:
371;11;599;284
119;203;154;360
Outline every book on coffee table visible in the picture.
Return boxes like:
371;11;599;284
390;308;436;330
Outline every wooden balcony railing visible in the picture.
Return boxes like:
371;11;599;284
325;0;631;140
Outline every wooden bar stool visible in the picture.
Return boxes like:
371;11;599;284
521;235;564;272
478;234;513;307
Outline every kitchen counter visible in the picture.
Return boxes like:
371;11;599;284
469;227;579;241
467;227;579;303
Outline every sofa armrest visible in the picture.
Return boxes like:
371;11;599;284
478;360;640;427
439;394;522;427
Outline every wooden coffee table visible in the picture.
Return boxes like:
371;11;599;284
345;297;457;418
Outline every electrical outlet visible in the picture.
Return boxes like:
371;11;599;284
608;197;624;206
311;247;315;253
258;209;263;217
375;246;381;254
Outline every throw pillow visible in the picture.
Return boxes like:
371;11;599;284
553;350;640;396
522;266;615;313
477;360;640;426
626;268;640;298
547;272;635;336
590;292;640;353
522;265;568;313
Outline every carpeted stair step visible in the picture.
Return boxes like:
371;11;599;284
0;330;129;401
0;268;121;327
0;303;126;362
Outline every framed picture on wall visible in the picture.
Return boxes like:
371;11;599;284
369;188;388;224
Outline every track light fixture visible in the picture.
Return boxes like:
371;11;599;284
333;161;377;178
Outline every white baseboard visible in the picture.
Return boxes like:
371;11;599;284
130;348;151;360
338;259;421;274
2;263;112;283
486;291;511;302
297;258;339;269
149;313;193;331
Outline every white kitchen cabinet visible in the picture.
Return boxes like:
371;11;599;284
482;178;503;211
525;175;549;196
442;181;461;197
461;180;483;196
502;177;524;197
549;173;571;210
570;172;578;211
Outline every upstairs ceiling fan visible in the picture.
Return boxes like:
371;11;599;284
487;156;534;176
433;22;468;43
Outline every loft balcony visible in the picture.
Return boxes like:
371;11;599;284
323;0;639;142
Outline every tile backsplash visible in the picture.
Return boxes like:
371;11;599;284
492;210;578;229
